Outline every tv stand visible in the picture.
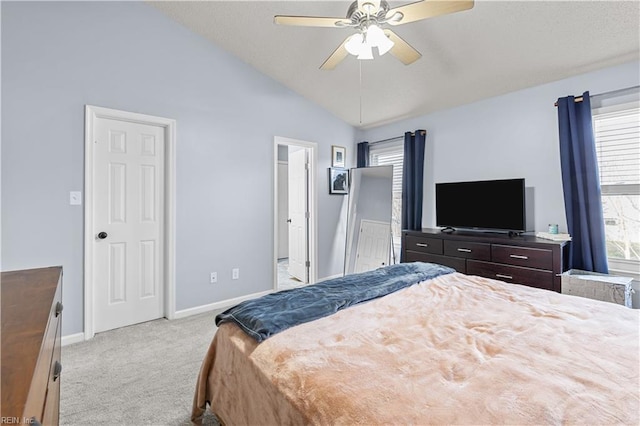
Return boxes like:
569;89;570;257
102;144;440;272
402;228;569;292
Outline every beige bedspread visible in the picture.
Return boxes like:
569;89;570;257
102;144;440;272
192;272;639;425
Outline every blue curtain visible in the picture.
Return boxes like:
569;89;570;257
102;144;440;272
402;130;426;231
557;91;608;273
357;142;369;167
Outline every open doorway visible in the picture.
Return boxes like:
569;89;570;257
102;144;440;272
273;137;317;291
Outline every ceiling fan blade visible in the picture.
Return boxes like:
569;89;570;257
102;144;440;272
320;36;352;70
386;0;474;26
274;15;351;28
384;30;422;65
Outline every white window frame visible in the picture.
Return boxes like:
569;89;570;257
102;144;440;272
592;98;640;280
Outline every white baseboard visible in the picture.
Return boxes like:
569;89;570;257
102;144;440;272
173;289;273;319
62;332;85;347
62;290;274;344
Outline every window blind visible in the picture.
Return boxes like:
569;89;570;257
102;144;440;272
593;107;640;186
370;143;403;192
592;94;640;265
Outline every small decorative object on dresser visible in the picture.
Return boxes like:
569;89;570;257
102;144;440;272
1;266;63;425
329;167;348;195
402;228;569;292
331;145;346;168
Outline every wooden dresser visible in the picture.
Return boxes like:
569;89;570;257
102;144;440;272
402;229;569;292
1;267;63;425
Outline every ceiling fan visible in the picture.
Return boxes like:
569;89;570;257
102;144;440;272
274;0;474;70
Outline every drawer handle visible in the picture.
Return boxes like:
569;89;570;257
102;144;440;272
416;243;429;247
496;274;513;280
457;248;472;253
56;301;64;317
509;254;529;260
53;361;62;381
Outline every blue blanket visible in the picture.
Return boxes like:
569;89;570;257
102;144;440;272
215;262;454;342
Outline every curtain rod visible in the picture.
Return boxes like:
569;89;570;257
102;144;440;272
553;85;640;107
370;130;426;145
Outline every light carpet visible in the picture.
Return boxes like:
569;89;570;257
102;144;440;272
277;258;304;290
61;311;223;425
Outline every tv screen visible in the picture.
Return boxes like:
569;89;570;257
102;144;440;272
435;178;526;232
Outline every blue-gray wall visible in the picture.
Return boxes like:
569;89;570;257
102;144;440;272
1;1;355;336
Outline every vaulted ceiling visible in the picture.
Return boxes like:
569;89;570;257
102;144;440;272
149;1;640;128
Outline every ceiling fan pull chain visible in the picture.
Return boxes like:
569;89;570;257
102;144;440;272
359;60;363;125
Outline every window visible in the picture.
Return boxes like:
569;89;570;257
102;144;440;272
592;96;640;272
369;140;404;259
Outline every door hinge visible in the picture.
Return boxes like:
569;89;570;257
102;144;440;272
305;162;310;170
305;211;310;219
305;261;311;267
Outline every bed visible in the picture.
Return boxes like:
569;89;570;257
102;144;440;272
192;263;639;425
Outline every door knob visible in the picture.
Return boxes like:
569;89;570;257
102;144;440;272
97;232;108;239
287;219;292;223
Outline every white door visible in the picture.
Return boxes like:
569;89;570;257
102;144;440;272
288;148;309;283
93;117;165;333
277;162;289;259
354;220;391;273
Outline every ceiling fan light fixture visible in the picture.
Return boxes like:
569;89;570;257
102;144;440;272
345;33;365;55
357;43;374;60
366;24;394;55
376;38;394;56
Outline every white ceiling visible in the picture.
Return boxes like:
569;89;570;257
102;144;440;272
149;0;640;129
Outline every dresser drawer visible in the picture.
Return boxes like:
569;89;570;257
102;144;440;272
404;251;466;273
492;244;553;270
444;240;490;261
401;230;567;293
22;277;62;421
467;260;554;291
404;235;443;255
42;322;62;426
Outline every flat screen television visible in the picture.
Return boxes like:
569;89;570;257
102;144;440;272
435;178;527;232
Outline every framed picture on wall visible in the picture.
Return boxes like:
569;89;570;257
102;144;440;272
329;167;349;195
331;145;346;168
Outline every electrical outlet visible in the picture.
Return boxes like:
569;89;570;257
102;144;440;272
232;268;239;280
210;272;217;283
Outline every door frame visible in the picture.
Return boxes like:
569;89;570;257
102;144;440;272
273;136;317;289
84;105;177;340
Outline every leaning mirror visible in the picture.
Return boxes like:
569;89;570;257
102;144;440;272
344;165;394;275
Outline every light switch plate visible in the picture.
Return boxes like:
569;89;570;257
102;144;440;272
70;191;82;205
